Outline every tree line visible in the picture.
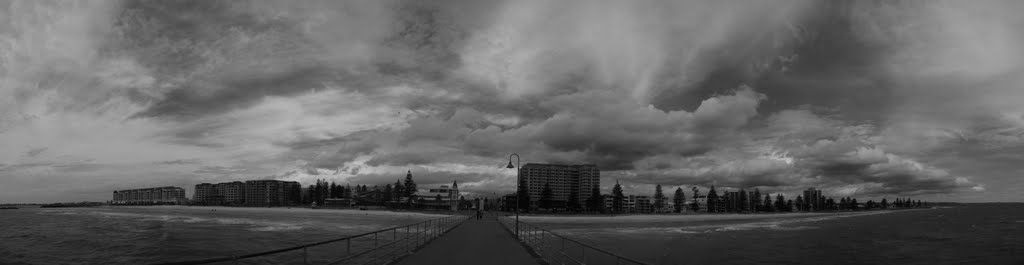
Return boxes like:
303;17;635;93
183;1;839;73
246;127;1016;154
514;182;928;214
304;171;422;208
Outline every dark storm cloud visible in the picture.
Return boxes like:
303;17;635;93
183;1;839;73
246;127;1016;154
5;0;1022;203
131;66;339;119
365;152;437;167
115;0;493;121
285;131;381;169
345;170;489;187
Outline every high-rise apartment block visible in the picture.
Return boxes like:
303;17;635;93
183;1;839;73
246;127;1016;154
803;188;823;211
112;186;186;204
520;163;599;208
193;181;246;205
244;180;301;207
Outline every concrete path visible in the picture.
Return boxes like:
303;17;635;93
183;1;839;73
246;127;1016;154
393;215;541;265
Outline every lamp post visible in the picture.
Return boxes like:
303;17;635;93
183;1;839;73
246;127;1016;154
505;153;521;236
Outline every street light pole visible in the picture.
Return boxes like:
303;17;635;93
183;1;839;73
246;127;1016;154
506;153;521;237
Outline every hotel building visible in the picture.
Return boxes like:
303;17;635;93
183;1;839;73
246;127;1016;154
520;163;599;209
244;180;301;207
193;181;246;205
112;186;186;204
803;188;823;211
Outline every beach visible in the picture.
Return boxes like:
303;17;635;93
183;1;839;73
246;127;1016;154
3;204;1022;265
523;205;1024;265
0;205;455;265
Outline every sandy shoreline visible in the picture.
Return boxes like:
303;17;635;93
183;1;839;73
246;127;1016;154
93;205;909;225
100;205;458;218
515;210;900;224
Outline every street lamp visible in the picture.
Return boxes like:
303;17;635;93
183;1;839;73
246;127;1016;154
505;153;521;237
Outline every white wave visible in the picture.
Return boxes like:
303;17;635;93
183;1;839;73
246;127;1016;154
37;211;79;215
88;210;312;232
765;225;819;231
250;224;304;232
554;213;870;235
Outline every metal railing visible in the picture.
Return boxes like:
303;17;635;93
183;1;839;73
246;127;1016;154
155;214;470;265
498;215;651;265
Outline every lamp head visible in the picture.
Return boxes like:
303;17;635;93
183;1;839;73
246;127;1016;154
506;161;515;169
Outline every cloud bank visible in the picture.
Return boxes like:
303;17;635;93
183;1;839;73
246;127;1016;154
0;0;1019;203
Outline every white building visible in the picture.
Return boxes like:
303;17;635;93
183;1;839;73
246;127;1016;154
521;163;599;209
415;181;460;210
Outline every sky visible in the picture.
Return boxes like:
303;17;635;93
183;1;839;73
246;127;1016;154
1;0;1022;203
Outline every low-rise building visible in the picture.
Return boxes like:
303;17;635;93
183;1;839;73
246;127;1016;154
633;195;652;213
416;181;460;210
323;198;354;208
688;195;708;212
602;195;653;213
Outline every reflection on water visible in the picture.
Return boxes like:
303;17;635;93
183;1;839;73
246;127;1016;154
0;206;444;265
532;204;1024;265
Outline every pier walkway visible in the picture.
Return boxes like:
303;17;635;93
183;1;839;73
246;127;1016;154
393;215;541;265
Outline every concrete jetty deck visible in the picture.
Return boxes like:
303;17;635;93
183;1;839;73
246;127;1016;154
393;215;541;265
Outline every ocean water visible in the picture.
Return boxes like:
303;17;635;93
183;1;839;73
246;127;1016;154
532;204;1024;265
0;206;445;265
3;205;1022;265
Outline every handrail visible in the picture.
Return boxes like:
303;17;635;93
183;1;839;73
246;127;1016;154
154;213;471;265
498;215;652;265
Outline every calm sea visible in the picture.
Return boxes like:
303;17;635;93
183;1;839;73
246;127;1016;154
2;204;1021;264
0;206;444;265
535;204;1024;265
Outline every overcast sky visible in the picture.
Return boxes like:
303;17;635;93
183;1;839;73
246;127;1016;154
2;0;1023;203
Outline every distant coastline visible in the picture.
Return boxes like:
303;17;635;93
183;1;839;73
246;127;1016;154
39;202;104;208
97;205;460;219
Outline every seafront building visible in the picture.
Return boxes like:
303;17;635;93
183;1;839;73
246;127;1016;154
244;180;302;207
690;195;708;212
192;180;300;206
804;188;823;211
603;195;653;213
520;163;599;209
633;195;652;213
193;181;246;205
416;181;460;210
112;186;186;204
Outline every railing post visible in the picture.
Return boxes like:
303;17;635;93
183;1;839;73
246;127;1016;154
346;237;351;256
406;225;411;253
560;237;566;265
375;231;379;249
581;247;586;265
303;246;308;265
540;230;546;255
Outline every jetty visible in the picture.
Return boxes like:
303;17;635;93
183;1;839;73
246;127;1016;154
152;212;647;265
393;215;540;265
